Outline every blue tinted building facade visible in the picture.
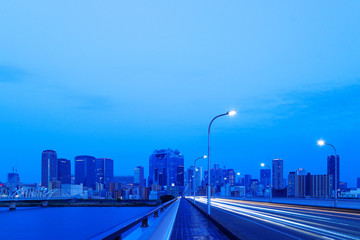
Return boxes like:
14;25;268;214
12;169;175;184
327;155;340;191
272;159;284;189
148;149;184;188
75;155;96;189
41;150;58;188
58;158;71;184
96;158;114;190
260;169;271;188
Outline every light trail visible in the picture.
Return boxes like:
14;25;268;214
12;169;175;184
195;197;360;240
218;198;360;219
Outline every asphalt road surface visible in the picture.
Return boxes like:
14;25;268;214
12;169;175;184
193;197;360;240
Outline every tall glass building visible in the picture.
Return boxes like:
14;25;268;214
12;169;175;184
58;158;71;184
41;150;58;188
272;159;284;189
327;155;340;191
75;155;96;189
260;169;271;188
148;149;184;188
96;158;114;189
134;166;145;187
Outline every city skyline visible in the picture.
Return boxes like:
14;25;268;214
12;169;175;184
2;148;357;189
1;1;360;187
2;1;360;240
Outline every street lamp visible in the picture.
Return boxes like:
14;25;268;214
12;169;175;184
207;110;236;215
193;155;207;204
317;139;338;207
261;163;272;202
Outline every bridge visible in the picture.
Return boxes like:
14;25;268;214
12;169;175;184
2;191;360;239
0;188;72;209
86;196;360;240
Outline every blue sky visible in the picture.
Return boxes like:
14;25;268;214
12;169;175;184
1;1;360;186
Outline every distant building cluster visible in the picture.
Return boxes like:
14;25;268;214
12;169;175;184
148;149;184;199
1;149;360;200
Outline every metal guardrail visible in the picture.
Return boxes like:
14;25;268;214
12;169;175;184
102;197;179;240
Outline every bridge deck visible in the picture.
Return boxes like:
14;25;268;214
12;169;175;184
170;198;229;240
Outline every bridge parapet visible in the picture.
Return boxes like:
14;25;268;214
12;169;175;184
91;197;180;240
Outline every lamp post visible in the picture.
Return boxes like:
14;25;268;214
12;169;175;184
261;163;272;202
193;155;207;204
207;110;236;215
317;140;338;207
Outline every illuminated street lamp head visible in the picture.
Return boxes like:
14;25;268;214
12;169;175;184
260;163;265;167
317;140;326;146
203;155;208;158
237;172;240;176
227;110;237;116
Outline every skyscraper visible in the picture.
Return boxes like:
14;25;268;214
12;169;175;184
260;169;271;188
148;149;184;188
244;174;252;193
287;172;296;197
187;167;195;192
272;159;283;189
41;150;58;188
186;166;202;193
75;155;96;189
58;158;71;184
357;177;360;188
96;158;114;189
327;155;340;192
176;165;184;186
224;169;236;186
134;166;145;187
7;172;20;190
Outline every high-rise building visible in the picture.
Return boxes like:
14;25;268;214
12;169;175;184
357;177;360;188
327;155;340;192
41;150;58;188
272;159;284;189
250;179;260;194
287;172;296;197
295;173;333;198
187;167;195;192
96;158;114;189
7;172;20;185
75;155;96;189
310;174;333;198
7;172;20;191
187;166;202;194
134;166;145;187
260;169;271;188
224;169;236;186
148;149;184;188
244;174;252;193
295;173;310;198
204;165;232;193
194;166;202;192
58;158;71;184
177;165;184;186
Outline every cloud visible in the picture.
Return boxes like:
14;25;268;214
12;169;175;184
240;80;360;127
0;65;26;82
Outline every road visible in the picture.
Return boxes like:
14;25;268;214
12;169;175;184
193;197;360;240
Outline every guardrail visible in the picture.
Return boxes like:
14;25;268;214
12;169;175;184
101;197;179;240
